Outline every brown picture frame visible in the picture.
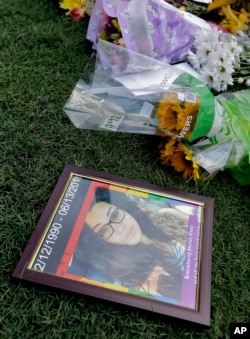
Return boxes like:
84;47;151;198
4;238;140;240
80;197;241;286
13;165;214;326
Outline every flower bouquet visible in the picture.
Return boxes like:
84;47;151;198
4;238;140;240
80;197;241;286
61;0;250;185
64;40;250;185
85;0;249;91
64;40;215;140
159;90;250;185
87;0;215;64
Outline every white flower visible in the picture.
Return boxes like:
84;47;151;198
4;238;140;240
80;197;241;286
187;50;201;71
219;81;230;92
218;63;234;81
193;28;218;49
195;42;214;64
188;28;244;92
212;46;229;65
205;53;221;70
226;37;243;57
200;66;218;89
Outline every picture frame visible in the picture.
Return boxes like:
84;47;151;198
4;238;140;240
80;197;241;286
13;165;214;326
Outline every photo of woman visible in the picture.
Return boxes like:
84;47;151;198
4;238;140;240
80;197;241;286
68;186;196;302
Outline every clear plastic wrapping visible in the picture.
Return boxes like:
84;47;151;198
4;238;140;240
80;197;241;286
64;40;216;141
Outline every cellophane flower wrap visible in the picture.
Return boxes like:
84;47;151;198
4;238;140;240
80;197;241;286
191;90;250;185
64;40;250;185
87;0;213;64
64;40;216;141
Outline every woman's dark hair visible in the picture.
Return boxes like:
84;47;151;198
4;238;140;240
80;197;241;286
74;187;184;299
94;187;173;243
75;226;182;299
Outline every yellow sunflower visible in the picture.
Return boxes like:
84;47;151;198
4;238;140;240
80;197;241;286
173;100;199;135
171;144;200;180
156;92;179;131
156;101;177;132
159;137;177;165
156;92;200;139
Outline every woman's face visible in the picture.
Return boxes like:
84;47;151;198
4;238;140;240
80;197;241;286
85;202;142;245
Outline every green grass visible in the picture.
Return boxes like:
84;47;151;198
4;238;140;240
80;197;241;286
0;1;249;338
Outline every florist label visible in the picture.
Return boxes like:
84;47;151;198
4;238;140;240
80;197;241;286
100;114;125;131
